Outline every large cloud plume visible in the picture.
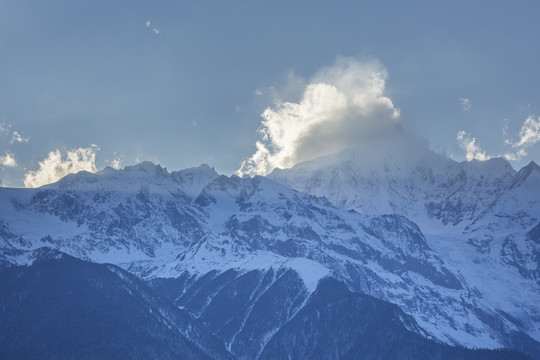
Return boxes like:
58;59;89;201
238;57;400;176
23;145;99;188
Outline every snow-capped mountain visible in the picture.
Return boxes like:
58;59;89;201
0;156;539;359
268;144;540;354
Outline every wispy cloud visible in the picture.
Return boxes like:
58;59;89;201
502;118;509;138
459;97;471;111
506;115;540;148
502;115;540;161
457;115;540;162
10;130;29;144
0;152;17;167
110;158;121;170
0;123;29;144
107;153;123;170
503;148;527;161
456;130;490;161
23;145;99;188
238;57;400;176
145;20;160;34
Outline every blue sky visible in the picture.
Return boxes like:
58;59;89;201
1;1;540;186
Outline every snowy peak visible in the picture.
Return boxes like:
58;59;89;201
171;164;219;200
45;162;220;202
513;161;540;188
460;157;516;179
123;161;168;175
49;161;174;192
171;163;218;181
194;175;245;207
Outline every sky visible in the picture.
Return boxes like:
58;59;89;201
1;1;540;187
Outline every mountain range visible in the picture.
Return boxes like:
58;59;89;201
1;146;539;359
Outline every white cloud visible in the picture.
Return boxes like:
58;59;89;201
456;130;490;161
107;153;123;170
145;20;159;34
458;115;540;163
459;97;471;111
254;90;264;96
502;118;509;138
10;130;29;144
238;57;401;176
0;152;17;167
501;115;540;161
504;148;528;161
110;158;121;170
508;115;540;148
0;123;29;144
23;145;99;188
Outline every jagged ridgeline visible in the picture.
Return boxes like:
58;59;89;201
1;155;539;359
